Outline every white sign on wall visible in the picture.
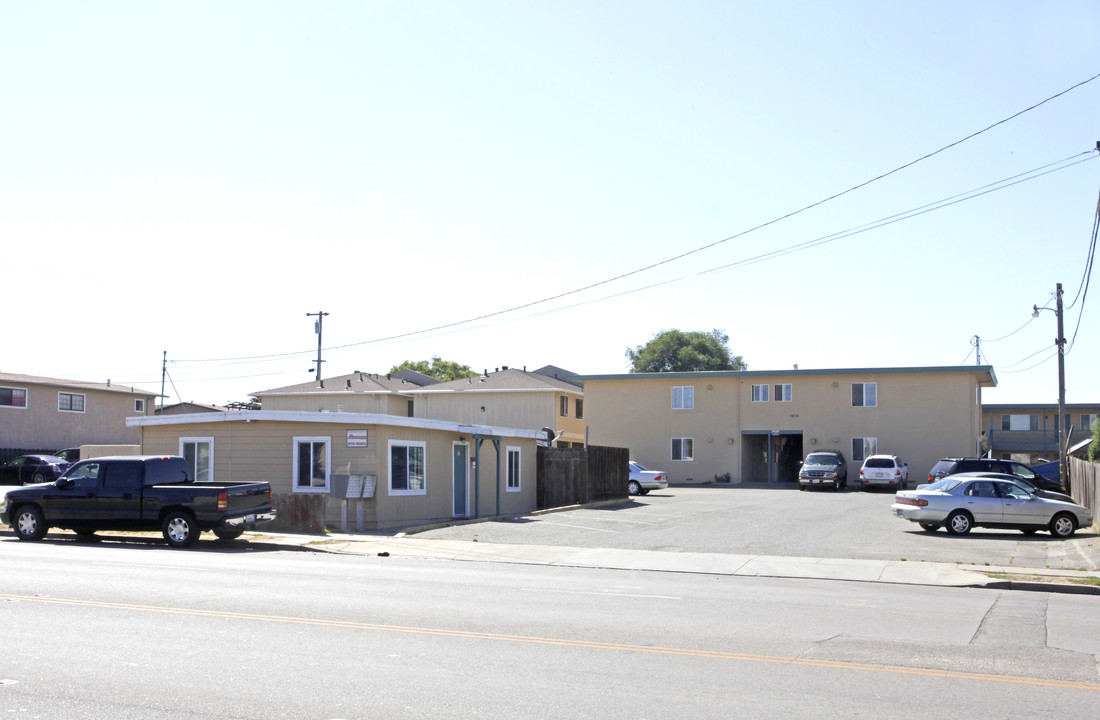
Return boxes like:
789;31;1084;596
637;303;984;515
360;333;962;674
347;429;368;448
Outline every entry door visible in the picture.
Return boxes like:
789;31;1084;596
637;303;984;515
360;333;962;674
453;443;469;518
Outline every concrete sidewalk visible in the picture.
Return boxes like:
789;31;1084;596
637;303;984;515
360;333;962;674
264;531;1100;595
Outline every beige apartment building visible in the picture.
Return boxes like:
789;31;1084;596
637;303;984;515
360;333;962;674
983;403;1099;464
580;366;996;485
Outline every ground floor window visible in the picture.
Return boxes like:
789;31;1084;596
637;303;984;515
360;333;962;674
672;437;694;461
294;437;330;492
851;437;877;462
180;437;213;483
390;440;426;495
506;446;521;491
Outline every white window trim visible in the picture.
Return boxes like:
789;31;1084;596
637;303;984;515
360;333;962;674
135;398;146;413
58;391;86;413
0;386;28;410
751;384;769;402
852;437;878;463
388;439;427;496
852;382;877;408
179;437;214;483
293;436;331;493
671;437;694;462
775;384;792;402
672;386;694;410
506;446;522;492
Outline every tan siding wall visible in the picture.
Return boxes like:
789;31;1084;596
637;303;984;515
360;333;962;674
260;394;406;414
585;371;986;484
138;419;537;530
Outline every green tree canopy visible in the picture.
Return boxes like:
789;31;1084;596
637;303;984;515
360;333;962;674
389;355;477;382
1089;418;1099;463
626;329;746;373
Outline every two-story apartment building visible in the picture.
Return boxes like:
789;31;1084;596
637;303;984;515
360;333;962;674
580;365;996;485
0;372;156;456
983;403;1099;464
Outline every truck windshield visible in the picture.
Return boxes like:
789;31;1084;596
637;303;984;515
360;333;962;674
805;454;838;466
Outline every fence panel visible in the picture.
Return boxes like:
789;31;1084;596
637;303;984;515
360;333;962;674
1069;457;1099;534
536;445;629;509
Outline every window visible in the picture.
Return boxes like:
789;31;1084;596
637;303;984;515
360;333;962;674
407;399;415;418
506;446;521;492
58;392;85;413
1001;414;1038;431
0;387;27;408
851;437;877;462
389;440;426;495
1083;414;1097;431
135;399;145;413
774;384;792;402
560;395;569;417
180;437;214;483
575;398;583;419
852;383;877;407
293;437;330;492
671;437;694;461
751;384;769;402
672;386;694;410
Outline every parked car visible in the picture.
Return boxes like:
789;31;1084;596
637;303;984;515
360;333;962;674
54;448;81;463
859;455;908;490
955;471;1074;504
926;457;1063;492
891;475;1092;537
0;455;71;486
628;461;668;496
0;455;277;547
798;450;848;491
1031;460;1061;482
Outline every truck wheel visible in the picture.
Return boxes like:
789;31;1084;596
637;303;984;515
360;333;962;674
13;506;48;541
213;528;244;542
162;511;200;548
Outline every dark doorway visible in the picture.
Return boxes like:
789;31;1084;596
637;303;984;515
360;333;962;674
742;432;804;483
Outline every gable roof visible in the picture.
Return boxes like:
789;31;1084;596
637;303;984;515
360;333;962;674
408;367;584;395
252;370;437;397
0;371;158;397
531;365;583;388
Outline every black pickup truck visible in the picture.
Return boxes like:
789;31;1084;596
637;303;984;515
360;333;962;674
0;455;276;548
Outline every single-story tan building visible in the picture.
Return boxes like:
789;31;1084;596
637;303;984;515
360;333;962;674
579;365;997;485
128;411;542;531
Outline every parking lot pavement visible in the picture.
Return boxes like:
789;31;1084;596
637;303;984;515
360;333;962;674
406;484;1100;572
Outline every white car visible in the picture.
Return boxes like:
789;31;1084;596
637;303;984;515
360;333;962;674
628;462;668;496
891;475;1092;537
859;454;908;490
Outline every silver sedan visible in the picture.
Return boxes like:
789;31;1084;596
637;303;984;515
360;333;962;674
628;461;669;496
891;475;1093;537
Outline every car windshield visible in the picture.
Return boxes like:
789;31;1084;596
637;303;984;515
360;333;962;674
805;454;838;466
923;477;962;493
630;462;649;472
864;458;893;468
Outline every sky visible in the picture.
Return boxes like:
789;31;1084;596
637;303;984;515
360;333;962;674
2;1;1098;409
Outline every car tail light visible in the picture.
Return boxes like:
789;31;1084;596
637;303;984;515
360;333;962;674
218;491;228;511
928;475;935;483
895;469;902;477
895;497;928;507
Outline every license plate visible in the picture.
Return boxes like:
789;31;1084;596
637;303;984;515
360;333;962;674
244;514;255;523
812;479;821;484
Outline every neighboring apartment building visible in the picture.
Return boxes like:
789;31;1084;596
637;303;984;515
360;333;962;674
0;372;157;454
580;365;996;485
983;403;1099;464
251;370;437;417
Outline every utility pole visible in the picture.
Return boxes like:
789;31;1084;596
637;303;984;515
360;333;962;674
971;335;982;365
160;351;167;413
306;311;329;381
1055;283;1068;493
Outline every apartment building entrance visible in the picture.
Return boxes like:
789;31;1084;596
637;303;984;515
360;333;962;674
742;431;803;483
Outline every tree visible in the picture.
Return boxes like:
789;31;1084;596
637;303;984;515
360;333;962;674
389;355;477;382
1089;418;1099;463
626;329;746;373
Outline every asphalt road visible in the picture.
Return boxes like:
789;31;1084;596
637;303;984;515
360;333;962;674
412;484;1100;571
3;536;1100;719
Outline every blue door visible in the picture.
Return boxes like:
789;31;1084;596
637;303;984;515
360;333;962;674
453;443;469;517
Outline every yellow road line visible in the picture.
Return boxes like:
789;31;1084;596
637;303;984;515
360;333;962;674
4;592;1098;692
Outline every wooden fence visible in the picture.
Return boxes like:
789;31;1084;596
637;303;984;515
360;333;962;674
536;445;629;510
1069;457;1100;533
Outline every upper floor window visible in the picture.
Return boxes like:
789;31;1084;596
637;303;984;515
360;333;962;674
1001;414;1039;431
135;399;146;413
671;386;694;409
59;392;86;413
852;383;877;407
560;395;569;417
1083;414;1097;431
751;384;769;402
0;387;27;408
774;384;792;402
575;398;583;419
